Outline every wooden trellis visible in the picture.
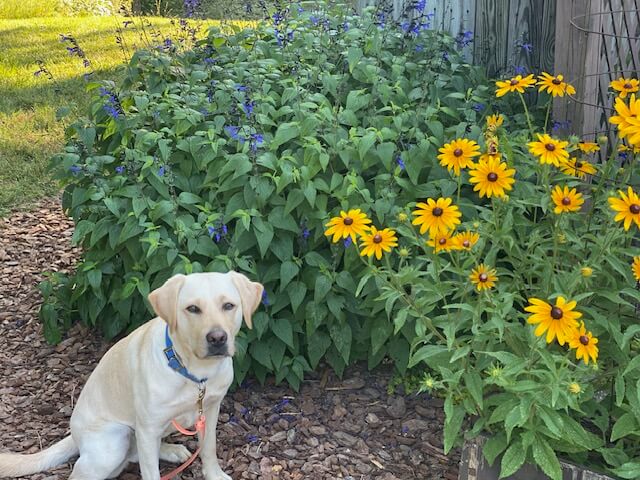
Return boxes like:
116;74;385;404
555;0;640;144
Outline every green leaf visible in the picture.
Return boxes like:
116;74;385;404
307;330;331;368
499;440;526;478
611;413;638;442
613;462;640;479
285;189;305;215
483;433;507;466
272;318;294;349
271;122;300;150
443;404;465;454
358;132;376;160
329;321;352;364
464;371;483;410
370;318;392;355
315;275;332;302
288;281;307;313
87;269;102;290
532;438;562;480
280;261;299;290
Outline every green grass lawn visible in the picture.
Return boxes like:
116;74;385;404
0;15;249;215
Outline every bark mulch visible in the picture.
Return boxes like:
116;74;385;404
0;198;459;480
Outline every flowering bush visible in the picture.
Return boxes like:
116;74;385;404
326;74;640;478
39;2;489;389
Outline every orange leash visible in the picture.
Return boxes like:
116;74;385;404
160;415;206;480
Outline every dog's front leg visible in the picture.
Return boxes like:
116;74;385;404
200;399;231;480
135;425;163;480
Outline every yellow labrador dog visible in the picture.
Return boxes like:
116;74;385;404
0;271;263;480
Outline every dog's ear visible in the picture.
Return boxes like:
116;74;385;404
148;274;186;331
229;271;264;329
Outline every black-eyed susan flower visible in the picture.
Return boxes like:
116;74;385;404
608;186;640;230
495;74;536;97
412;198;461;236
610;77;639;99
426;231;458;253
468;156;515;198
568;322;599;365
551;185;584;214
568;382;582;394
619;143;640;155
437;138;481;176
559;157;597;178
537;72;576;97
453;231;479;250
525;297;582;345
325;209;371;243
469;264;497;291
632;256;640;281
578;142;600;153
359;226;398;260
609;94;640;147
528;133;570;167
486;114;504;131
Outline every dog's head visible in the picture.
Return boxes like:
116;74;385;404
148;271;263;359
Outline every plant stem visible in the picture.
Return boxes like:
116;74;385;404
519;92;535;137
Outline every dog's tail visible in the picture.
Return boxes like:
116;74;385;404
0;435;78;476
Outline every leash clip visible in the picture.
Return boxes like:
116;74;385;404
197;381;207;415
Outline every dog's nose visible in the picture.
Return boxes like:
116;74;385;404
206;329;227;346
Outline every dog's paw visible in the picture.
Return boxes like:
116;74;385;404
203;465;232;480
159;443;191;463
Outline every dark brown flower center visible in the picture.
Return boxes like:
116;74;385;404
432;207;443;216
479;273;488;282
552;78;562;85
438;238;446;245
453;148;463;157
624;83;633;89
373;234;383;244
343;217;354;225
579;335;589;345
550;306;563;319
510;79;519;86
575;161;583;168
630;204;640;215
462;240;470;248
545;143;556;152
487;172;499;182
562;197;571;205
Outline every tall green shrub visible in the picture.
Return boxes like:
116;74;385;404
40;3;490;388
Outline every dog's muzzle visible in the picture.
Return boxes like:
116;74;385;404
206;328;229;357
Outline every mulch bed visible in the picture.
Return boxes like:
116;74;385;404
0;198;459;480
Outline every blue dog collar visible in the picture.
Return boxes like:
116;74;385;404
163;325;208;384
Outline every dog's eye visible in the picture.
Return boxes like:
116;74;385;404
186;305;201;314
222;302;235;311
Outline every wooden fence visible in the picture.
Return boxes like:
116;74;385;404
355;0;640;141
354;0;557;76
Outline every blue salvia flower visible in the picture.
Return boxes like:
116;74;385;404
158;166;166;177
309;15;319;26
297;3;303;12
235;84;248;92
115;166;125;174
456;30;473;48
401;21;411;33
207;225;216;236
442;51;450;61
243;100;256;118
250;133;264;153
415;0;426;12
272;11;285;25
473;103;485;112
344;237;353;248
396;156;405;170
69;165;82;174
514;65;527;75
301;227;310;239
163;38;173;50
521;42;533;53
261;290;270;306
183;0;201;17
225;125;241;140
415;44;424;52
342;22;349;31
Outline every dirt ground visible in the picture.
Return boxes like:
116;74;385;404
0;199;459;480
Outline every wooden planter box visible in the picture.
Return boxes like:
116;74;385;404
458;436;616;480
